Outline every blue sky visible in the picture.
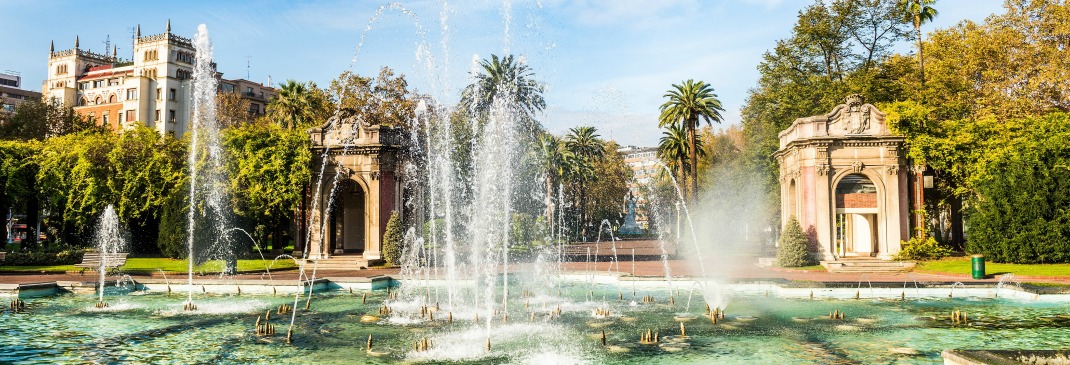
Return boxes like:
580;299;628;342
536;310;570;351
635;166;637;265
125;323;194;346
0;0;1005;146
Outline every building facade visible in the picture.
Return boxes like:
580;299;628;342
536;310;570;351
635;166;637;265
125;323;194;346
43;21;274;136
774;95;909;261
618;145;659;230
0;72;42;119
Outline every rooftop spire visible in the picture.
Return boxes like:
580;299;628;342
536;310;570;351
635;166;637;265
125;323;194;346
112;45;117;58
75;35;79;49
50;40;54;53
136;24;141;38
166;19;171;33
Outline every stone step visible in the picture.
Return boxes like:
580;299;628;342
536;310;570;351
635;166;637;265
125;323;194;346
820;259;916;273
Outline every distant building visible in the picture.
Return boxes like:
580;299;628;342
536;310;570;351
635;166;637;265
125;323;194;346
219;78;275;118
618;145;660;230
0;72;43;120
42;20;275;136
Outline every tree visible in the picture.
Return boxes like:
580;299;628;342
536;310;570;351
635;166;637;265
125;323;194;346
0;99;98;141
585;141;632;231
268;80;319;130
330;68;417;130
658;79;723;200
657;124;693;187
901;0;938;84
459;54;545;133
382;211;403;266
564;126;604;238
777;216;816;267
535;133;569;226
216;92;254;129
222;123;312;250
963;113;1070;263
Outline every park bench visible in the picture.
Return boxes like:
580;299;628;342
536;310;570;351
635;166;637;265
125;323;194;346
75;252;129;274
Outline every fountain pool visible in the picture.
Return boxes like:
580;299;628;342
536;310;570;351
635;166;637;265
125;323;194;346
3;283;1070;364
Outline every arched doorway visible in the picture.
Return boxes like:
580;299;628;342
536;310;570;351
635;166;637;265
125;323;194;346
787;179;798;219
835;174;878;257
328;179;366;254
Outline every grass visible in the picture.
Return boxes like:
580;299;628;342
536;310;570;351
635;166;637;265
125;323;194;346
0;257;297;274
784;264;826;271
915;257;1070;278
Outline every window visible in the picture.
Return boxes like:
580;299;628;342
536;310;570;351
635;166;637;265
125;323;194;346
168;110;176;123
155;110;160;122
55;64;68;75
168;88;176;101
126;88;137;100
144;68;158;79
78;82;88;90
92;80;104;88
126;110;136;122
95;96;102;104
102;113;109;124
108;94;116;103
156;88;162;100
221;83;234;93
108;78;120;86
143;49;159;61
176;69;192;80
118;111;125;123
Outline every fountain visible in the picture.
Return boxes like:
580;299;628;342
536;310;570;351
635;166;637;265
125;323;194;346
92;205;125;309
183;24;235;311
7;4;1070;365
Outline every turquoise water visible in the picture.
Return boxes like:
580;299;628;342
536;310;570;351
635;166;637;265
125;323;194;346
1;285;1068;364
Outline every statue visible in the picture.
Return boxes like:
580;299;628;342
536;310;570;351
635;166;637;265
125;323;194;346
617;192;644;236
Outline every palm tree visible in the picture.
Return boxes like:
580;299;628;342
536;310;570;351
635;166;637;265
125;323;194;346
459;54;545;130
537;133;569;227
657;124;690;186
902;0;938;84
269;80;316;129
564;126;604;238
658;79;723;200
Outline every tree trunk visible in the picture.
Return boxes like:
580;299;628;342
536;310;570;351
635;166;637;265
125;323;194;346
545;176;554;233
917;23;925;85
688;119;698;201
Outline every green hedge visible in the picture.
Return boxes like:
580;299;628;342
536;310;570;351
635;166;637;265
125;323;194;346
1;249;84;266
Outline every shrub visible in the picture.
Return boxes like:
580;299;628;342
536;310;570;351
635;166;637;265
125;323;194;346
156;196;188;259
382;211;403;266
894;236;951;261
777;216;816;267
1;249;84;266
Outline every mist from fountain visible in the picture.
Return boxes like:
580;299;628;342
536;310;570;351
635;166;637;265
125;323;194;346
93;205;126;306
185;24;235;310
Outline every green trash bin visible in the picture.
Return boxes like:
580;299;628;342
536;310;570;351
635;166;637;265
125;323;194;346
971;254;985;279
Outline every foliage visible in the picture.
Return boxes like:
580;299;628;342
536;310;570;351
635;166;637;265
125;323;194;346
964;113;1070;263
330;68;417;130
222;123;311;249
156;194;187;258
216;92;254;129
658;124;698;186
777;216;816;267
0;99;99;140
382;211;403;266
268;80;326;130
509;213;549;251
460;54;545;133
0;249;84;266
894;235;951;261
585;141;633;230
658;79;724;199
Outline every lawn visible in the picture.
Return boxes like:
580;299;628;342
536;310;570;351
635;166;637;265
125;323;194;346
916;257;1070;278
0;258;298;274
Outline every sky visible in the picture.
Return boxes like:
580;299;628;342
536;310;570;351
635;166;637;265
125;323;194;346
0;0;1006;146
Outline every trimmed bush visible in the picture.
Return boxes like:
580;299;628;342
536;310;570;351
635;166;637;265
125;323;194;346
382;211;403;266
1;249;84;266
777;216;816;267
894;236;951;261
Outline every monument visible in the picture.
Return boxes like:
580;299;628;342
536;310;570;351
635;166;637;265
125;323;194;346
296;109;405;263
774;95;909;261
